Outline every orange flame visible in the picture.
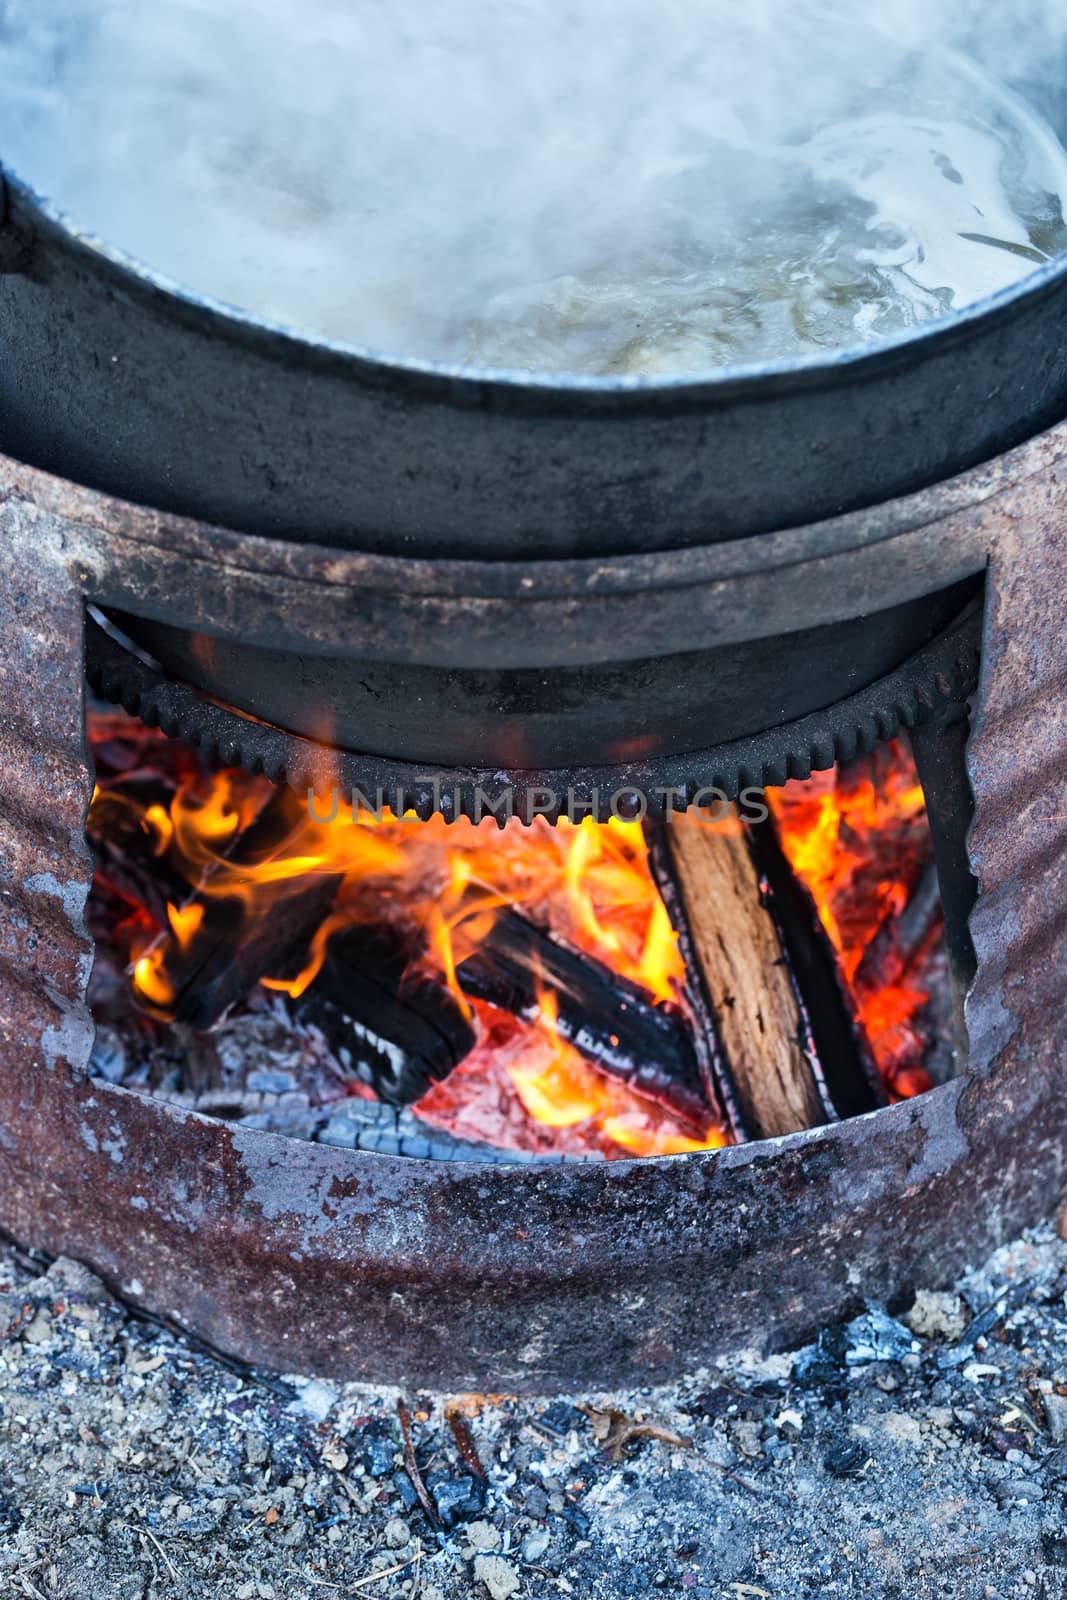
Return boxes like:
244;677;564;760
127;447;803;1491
89;717;939;1151
90;748;704;1157
508;989;724;1153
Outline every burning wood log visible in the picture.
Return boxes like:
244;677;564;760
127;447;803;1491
93;735;879;1138
87;708;943;1160
132;786;344;1030
851;859;943;1097
96;765;703;1118
853;860;942;1000
454;909;713;1134
87;778;190;926
647;807;833;1141
297;906;715;1127
299;925;477;1107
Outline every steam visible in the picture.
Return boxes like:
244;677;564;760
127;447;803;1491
0;0;1065;373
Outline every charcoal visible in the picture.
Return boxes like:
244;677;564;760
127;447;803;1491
792;1325;851;1399
315;1097;578;1165
244;1068;299;1094
823;1437;871;1477
88;782;191;926
305;908;714;1128
539;1401;584;1436
842;1304;915;1366
301;924;477;1106
360;1425;397;1478
940;1277;1038;1368
854;860;942;997
425;1470;488;1529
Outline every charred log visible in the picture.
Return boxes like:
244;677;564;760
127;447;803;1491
135;787;344;1029
853;860;943;999
851;859;946;1095
745;815;888;1120
91;768;713;1119
454;909;714;1133
299;925;477;1107
87;780;189;926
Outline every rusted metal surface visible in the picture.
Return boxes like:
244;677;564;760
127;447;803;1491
908;704;979;1049
0;435;1062;1390
3;433;1054;669
0;508;94;1081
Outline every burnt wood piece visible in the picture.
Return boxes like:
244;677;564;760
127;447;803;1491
746;816;889;1120
647;808;832;1141
455;910;713;1134
140;787;344;1029
853;860;943;1001
87;780;190;927
299;925;477;1107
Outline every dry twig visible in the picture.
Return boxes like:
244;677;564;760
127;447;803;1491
446;1406;487;1480
397;1398;442;1528
582;1404;692;1461
352;1551;420;1591
123;1520;180;1586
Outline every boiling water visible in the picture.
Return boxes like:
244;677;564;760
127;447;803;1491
472;103;1067;375
0;0;1065;376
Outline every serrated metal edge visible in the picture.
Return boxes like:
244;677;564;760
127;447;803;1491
86;603;983;825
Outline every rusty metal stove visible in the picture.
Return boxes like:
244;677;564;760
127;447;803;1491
0;431;1064;1392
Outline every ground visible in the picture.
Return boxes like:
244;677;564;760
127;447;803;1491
2;1224;1067;1599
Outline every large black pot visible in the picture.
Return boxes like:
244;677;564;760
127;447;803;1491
2;147;1067;565
1;70;1063;773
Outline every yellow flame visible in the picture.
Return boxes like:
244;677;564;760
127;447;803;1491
600;1116;727;1156
503;986;720;1154
509;992;612;1128
132;951;175;1009
94;730;715;1153
635;895;681;1006
167;900;205;947
770;744;934;1100
143;803;173;855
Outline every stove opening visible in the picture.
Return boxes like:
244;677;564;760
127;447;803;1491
85;709;962;1162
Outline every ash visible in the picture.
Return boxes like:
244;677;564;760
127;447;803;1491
89;973;558;1165
2;1224;1067;1598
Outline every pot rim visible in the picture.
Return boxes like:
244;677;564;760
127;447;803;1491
6;163;1067;408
